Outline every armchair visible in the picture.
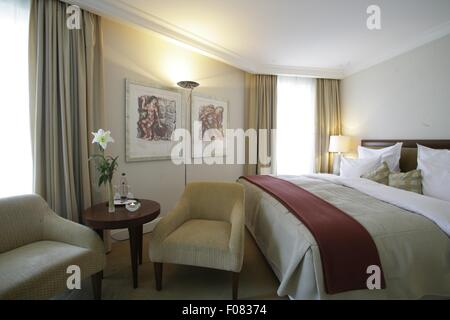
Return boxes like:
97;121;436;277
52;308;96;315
149;182;245;299
0;194;106;299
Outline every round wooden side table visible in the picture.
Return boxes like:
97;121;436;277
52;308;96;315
83;199;160;288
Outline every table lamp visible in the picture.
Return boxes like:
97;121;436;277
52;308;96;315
329;135;351;174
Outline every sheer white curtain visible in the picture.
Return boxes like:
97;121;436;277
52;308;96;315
276;76;316;175
0;0;32;198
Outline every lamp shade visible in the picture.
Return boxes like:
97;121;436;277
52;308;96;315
177;81;199;89
329;135;351;153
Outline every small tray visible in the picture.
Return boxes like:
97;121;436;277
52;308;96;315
113;199;137;206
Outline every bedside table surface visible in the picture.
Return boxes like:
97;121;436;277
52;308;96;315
82;199;160;229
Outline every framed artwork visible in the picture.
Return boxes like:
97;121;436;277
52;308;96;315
126;79;183;162
191;95;229;158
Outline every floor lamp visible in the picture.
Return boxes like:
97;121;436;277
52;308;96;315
177;81;200;186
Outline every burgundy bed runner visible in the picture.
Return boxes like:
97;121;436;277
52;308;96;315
241;175;385;294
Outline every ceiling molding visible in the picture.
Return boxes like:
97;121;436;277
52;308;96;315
68;0;450;80
66;0;345;79
344;20;450;77
259;64;344;79
66;0;258;72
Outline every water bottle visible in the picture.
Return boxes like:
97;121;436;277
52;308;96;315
127;185;134;200
114;185;121;200
119;173;128;200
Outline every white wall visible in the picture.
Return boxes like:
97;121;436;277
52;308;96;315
342;34;450;140
102;18;245;222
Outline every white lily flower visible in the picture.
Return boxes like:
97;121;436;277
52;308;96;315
92;129;114;150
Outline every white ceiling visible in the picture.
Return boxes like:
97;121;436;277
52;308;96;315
72;0;450;78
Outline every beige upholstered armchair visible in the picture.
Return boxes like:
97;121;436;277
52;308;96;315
0;194;106;300
149;182;245;299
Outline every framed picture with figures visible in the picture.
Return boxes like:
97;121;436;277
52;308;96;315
126;79;183;162
191;95;229;159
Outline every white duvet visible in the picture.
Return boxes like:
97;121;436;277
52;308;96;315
240;174;450;300
306;174;450;237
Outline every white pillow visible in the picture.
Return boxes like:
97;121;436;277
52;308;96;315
358;143;403;172
340;157;381;178
417;144;450;202
417;144;450;164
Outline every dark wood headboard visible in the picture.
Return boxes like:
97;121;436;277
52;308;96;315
361;139;450;172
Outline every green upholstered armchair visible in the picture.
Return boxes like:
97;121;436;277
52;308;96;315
0;194;106;300
149;182;245;299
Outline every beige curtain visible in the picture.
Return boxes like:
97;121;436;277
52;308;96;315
315;79;342;173
244;74;277;175
29;0;105;222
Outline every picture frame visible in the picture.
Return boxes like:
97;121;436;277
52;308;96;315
191;95;229;159
125;79;183;162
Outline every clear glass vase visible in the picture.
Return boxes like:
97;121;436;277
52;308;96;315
107;180;115;213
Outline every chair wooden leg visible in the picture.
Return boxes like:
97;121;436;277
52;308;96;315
232;272;239;300
91;271;102;300
154;262;163;291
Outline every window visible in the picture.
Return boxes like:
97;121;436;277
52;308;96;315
276;76;316;175
0;0;32;198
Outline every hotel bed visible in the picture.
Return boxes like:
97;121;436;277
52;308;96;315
239;140;450;299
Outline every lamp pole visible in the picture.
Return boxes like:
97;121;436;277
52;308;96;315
177;81;200;186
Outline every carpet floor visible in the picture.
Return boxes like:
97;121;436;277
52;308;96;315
61;229;286;300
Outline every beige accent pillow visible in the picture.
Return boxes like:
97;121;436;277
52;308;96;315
388;170;422;194
362;162;390;185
